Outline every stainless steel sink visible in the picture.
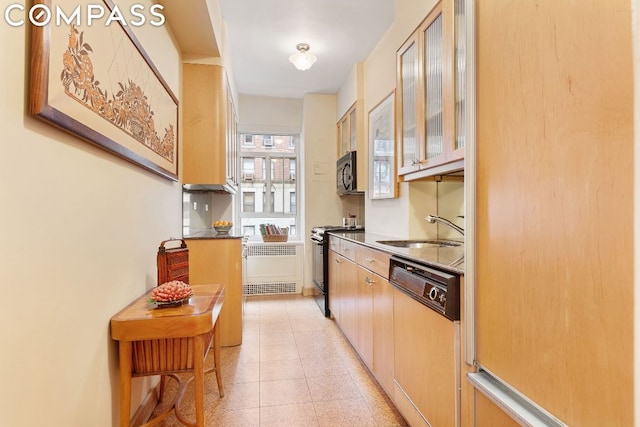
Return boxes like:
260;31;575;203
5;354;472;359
376;239;463;249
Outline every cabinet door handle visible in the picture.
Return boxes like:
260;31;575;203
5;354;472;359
365;257;375;264
335;258;342;264
365;277;377;285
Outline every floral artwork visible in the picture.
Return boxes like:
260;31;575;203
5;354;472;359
30;0;179;181
61;25;175;162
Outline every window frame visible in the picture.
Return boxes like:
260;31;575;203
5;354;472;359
237;133;300;241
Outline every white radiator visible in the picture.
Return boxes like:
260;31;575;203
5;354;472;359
245;242;304;295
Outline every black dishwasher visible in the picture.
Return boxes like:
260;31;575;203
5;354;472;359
389;255;460;320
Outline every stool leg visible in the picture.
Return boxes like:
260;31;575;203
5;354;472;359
213;320;224;397
159;375;166;401
194;335;205;427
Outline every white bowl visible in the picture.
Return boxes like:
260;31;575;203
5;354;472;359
213;225;232;234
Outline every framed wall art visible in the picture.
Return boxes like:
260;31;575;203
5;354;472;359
30;0;179;181
368;91;398;199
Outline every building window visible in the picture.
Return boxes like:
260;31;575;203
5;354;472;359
242;158;255;181
237;134;299;240
243;134;254;146
243;192;255;213
289;160;296;181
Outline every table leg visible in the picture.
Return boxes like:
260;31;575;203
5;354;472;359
213;320;224;397
119;341;132;427
193;335;205;427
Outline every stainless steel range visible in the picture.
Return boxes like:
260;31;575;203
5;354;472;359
310;225;364;317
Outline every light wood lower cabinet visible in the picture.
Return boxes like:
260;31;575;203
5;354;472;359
330;237;462;425
184;238;243;347
355;265;395;394
330;238;394;395
370;269;394;395
340;257;358;346
394;287;457;427
328;249;341;321
329;247;358;344
355;266;374;368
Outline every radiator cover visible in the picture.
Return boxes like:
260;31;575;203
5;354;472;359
245;242;303;295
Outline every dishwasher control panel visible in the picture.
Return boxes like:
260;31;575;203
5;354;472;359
389;256;460;320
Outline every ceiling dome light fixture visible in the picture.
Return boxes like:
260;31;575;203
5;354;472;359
289;43;317;71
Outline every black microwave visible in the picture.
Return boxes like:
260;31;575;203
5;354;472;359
337;151;360;194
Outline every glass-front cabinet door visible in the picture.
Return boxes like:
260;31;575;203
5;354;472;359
396;33;420;175
395;0;462;181
340;116;350;155
349;108;357;152
337;101;363;152
423;7;445;162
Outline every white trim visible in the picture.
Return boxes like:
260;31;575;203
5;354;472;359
468;369;568;427
463;0;477;366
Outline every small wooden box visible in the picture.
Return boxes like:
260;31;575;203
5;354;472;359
157;238;189;285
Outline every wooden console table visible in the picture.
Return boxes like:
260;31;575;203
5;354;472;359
111;283;225;427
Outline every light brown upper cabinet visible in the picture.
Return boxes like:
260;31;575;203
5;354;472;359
396;0;464;180
182;63;238;190
337;101;363;156
336;100;366;192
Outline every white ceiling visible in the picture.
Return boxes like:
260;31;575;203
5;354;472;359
219;0;394;99
162;0;395;99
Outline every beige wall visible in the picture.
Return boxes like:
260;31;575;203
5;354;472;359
356;0;444;238
0;2;182;425
302;94;342;290
238;95;303;134
337;63;364;119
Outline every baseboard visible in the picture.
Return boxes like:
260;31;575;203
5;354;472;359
301;285;317;296
130;382;161;427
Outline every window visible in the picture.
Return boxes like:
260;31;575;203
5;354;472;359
243;192;255;213
242;158;255;181
243;134;254;146
237;134;299;240
289;160;296;181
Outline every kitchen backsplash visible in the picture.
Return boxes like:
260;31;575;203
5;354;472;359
435;180;465;239
183;191;233;231
407;178;464;240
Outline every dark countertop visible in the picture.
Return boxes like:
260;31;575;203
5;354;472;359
328;231;464;275
183;229;245;240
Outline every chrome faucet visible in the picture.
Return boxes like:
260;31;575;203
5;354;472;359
425;215;465;237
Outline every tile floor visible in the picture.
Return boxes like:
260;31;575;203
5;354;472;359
151;294;407;426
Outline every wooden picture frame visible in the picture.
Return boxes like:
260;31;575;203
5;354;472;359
30;0;179;181
368;91;398;199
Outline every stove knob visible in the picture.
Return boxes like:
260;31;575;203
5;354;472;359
439;293;446;304
429;287;439;300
